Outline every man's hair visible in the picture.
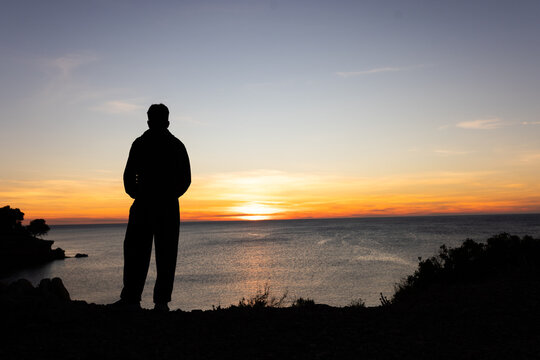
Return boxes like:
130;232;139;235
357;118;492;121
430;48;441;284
147;103;169;129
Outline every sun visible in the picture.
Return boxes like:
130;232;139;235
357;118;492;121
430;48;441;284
230;202;284;221
240;215;271;221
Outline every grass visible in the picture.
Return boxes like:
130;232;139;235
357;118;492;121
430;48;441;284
227;285;366;310
291;297;316;308
346;298;366;308
234;284;288;309
213;233;540;311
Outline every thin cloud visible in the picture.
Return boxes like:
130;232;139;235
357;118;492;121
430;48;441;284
521;121;540;125
45;51;99;77
174;115;207;126
435;150;471;156
336;64;425;78
456;118;504;130
32;51;113;106
520;152;540;163
93;100;145;114
337;67;401;78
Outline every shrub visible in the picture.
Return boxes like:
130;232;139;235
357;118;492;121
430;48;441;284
26;219;50;238
346;298;366;308
392;233;540;303
379;293;391;307
236;284;288;309
292;297;316;308
0;206;25;234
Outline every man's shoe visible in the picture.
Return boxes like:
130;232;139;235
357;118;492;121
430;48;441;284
153;302;170;312
110;299;141;311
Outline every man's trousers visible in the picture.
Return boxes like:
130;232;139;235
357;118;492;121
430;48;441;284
120;197;180;304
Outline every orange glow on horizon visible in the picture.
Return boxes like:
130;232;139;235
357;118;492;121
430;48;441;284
2;170;540;224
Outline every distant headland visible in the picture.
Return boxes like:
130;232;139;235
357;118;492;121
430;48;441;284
0;206;65;276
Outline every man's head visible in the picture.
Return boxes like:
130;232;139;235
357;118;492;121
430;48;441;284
147;103;169;129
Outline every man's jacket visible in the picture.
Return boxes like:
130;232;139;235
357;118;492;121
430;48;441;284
123;128;191;200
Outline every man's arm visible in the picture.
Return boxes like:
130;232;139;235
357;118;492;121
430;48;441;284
123;143;138;199
176;143;191;198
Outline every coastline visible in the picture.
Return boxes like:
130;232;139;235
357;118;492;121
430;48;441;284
5;219;540;310
3;233;540;358
0;233;66;277
1;274;538;359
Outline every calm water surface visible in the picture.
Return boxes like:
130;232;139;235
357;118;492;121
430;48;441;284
3;214;540;309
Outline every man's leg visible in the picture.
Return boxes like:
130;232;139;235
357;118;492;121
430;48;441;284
120;200;153;303
153;198;180;305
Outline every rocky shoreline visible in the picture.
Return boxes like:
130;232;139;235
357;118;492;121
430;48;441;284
1;275;539;359
2;233;539;358
0;205;67;276
0;233;66;276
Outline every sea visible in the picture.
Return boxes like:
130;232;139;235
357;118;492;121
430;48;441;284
2;214;540;310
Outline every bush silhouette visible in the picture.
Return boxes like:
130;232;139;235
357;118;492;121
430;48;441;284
0;206;63;274
393;233;540;303
235;284;288;309
346;298;366;308
0;206;25;234
292;297;316;308
26;219;50;238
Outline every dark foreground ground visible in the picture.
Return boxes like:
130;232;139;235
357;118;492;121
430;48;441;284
1;275;539;360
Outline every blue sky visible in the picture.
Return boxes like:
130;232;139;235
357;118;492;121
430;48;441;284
1;0;540;222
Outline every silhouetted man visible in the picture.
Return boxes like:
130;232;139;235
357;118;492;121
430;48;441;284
116;103;191;312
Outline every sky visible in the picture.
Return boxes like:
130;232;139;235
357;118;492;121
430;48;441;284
1;0;540;224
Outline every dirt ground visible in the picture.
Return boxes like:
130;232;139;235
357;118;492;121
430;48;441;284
1;275;539;359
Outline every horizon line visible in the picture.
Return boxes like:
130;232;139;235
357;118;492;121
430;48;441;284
46;211;540;226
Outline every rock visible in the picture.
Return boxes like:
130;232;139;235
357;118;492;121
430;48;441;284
7;278;35;297
51;278;71;301
0;278;71;308
0;235;66;275
51;247;66;260
38;278;71;302
75;253;88;258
